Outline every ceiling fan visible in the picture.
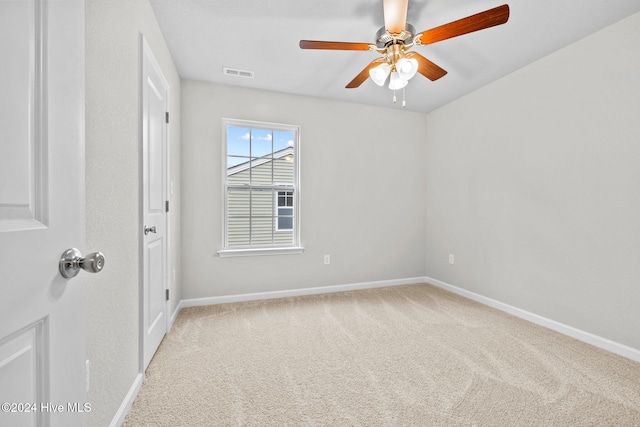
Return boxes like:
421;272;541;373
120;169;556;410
299;0;510;102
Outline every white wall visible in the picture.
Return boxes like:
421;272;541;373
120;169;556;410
181;81;427;299
425;12;640;350
85;0;181;425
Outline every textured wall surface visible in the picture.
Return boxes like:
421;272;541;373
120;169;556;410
85;0;181;425
181;81;428;299
425;12;640;350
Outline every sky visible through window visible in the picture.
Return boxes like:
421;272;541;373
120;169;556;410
227;126;295;168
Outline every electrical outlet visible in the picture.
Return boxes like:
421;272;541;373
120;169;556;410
449;254;455;265
324;255;330;265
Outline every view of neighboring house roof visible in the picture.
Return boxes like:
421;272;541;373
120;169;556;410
227;147;294;176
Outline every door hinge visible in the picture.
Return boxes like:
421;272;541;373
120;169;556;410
165;200;169;213
166;289;170;301
165;112;169;124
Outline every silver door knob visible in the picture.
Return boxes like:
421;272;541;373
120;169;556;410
59;248;105;279
144;225;157;235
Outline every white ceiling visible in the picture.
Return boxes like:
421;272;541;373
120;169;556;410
149;0;640;113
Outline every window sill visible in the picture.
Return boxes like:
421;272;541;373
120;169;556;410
217;246;305;258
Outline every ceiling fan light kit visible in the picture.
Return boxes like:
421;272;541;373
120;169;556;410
369;62;391;86
388;71;408;90
397;57;418;80
299;1;510;108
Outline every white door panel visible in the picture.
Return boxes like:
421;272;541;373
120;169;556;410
0;321;45;427
0;0;47;231
147;240;164;329
0;1;86;426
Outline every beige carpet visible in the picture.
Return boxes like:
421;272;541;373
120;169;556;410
123;283;640;426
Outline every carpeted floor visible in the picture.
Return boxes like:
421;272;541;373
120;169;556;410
123;283;640;426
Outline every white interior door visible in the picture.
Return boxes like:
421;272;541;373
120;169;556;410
0;1;87;426
141;36;170;370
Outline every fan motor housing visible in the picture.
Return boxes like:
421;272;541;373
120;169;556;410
375;24;416;48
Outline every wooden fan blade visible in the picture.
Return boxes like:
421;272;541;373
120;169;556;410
346;59;385;88
406;52;447;81
299;40;373;51
383;0;409;33
417;4;510;45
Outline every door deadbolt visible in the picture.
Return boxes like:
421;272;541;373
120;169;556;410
59;248;105;279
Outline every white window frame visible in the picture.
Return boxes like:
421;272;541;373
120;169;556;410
218;119;303;257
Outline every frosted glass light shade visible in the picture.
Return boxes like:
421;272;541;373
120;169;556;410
369;63;391;86
396;57;418;81
388;71;408;90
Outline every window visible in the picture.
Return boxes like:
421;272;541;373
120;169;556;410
219;119;302;257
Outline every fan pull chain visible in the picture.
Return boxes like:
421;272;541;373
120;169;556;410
402;87;406;109
393;90;397;104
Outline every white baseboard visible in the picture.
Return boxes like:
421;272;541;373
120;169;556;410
180;276;427;308
109;372;143;427
425;276;640;364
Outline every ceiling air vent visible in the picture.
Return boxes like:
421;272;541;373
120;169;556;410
223;67;254;79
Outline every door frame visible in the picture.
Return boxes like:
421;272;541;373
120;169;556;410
138;34;171;373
